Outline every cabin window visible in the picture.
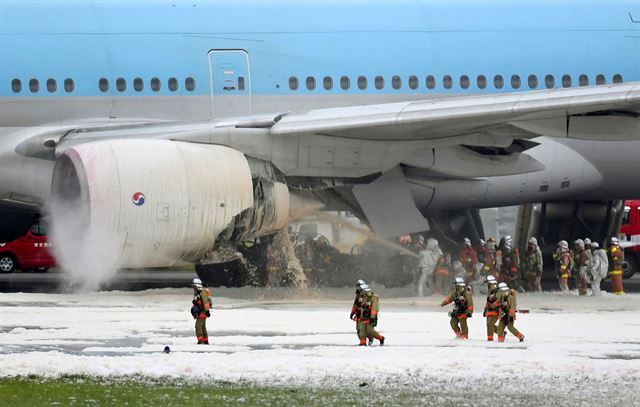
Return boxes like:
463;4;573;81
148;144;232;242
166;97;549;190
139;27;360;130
46;78;57;93
357;76;367;90
305;76;316;90
340;76;350;90
562;74;572;88
443;75;453;89
168;77;178;91
11;79;22;93
527;75;538;89
116;78;126;92
545;74;555;89
494;75;504;89
408;75;418;90
375;76;384;90
460;75;470;89
64;78;74;93
477;75;487;89
185;77;196;91
511;75;521;89
98;78;109;92
579;74;589;86
323;76;333;90
426;75;436;89
392;75;402;89
151;77;161;92
596;74;606;85
238;77;245;91
613;74;623;83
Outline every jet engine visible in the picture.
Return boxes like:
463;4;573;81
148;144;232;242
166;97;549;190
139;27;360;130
51;139;254;267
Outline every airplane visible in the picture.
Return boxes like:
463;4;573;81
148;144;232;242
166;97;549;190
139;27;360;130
0;0;639;276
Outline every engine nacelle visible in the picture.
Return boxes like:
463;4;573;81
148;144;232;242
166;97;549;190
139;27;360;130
51;139;254;267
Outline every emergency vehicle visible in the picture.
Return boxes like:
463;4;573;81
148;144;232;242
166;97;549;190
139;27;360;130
0;222;55;273
620;200;640;279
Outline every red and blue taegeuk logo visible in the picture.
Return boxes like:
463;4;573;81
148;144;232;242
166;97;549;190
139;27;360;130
132;192;145;206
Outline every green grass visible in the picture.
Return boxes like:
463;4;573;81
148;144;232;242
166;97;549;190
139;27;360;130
0;376;392;407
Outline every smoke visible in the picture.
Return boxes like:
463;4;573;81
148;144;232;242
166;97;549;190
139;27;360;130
46;196;122;292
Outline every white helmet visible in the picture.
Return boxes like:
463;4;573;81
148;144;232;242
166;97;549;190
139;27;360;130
485;275;497;285
454;277;466;287
591;242;600;249
528;237;537;245
359;283;370;291
504;235;513;244
610;237;619;245
356;279;366;287
463;238;471;246
498;282;509;291
584;238;592;246
559;240;569;249
479;239;486;246
192;278;203;289
574;239;585;248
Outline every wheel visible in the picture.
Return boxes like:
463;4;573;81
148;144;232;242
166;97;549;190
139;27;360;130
622;255;637;280
0;254;16;273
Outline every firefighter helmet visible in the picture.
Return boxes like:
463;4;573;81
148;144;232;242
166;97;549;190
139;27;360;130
498;282;509;291
574;239;585;248
610;237;619;245
463;238;471;246
485;275;497;285
356;279;366;287
591;242;599;249
528;237;537;245
192;278;203;289
584;238;592;246
454;277;466;287
479;239;486;246
559;240;569;249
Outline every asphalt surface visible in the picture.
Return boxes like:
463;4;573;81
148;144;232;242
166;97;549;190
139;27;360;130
0;268;639;293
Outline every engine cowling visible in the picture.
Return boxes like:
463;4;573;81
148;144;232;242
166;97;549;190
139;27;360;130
51;139;254;267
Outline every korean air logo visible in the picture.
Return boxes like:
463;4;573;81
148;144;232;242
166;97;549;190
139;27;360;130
132;192;146;206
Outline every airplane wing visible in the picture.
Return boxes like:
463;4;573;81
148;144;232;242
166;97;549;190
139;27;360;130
269;82;640;141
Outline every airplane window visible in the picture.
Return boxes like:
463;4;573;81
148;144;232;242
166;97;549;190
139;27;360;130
392;75;402;90
340;76;350;90
323;76;333;90
408;75;418;90
493;75;503;89
460;75;470;89
596;74;605;85
511;75;521;89
168;77;178;91
527;75;538;89
185;77;195;91
545;74;555;89
443;75;452;89
116;77;126;92
98;78;109;92
477;75;487;89
288;76;298;90
29;79;39;93
562;75;572;88
305;76;316;90
238;77;245;91
11;79;22;93
134;77;144;92
46;78;57;93
426;75;436;89
375;76;384;90
612;74;623;83
579;74;589;86
151;77;161;92
64;78;74;93
357;76;367;90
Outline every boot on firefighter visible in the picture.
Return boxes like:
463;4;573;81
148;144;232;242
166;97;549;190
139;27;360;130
459;238;479;285
190;278;212;345
496;282;524;342
555;240;571;292
440;277;474;339
523;237;543;292
483;275;500;341
355;285;385;346
608;237;625;295
574;239;592;296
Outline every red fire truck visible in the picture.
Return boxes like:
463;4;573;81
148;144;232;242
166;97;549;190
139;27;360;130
0;222;55;273
620;200;640;279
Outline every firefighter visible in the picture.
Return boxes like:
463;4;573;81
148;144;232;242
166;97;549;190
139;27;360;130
523;237;543;292
574;239;591;296
417;238;442;296
458;238;479;284
190;278;211;345
482;238;498;278
477;239;487;264
496;282;525;342
350;280;372;344
440;277;473;339
584;238;592;252
433;254;451;295
499;241;520;289
357;286;385;346
608;237;625;295
556;240;571;292
589;242;609;296
483;275;500;341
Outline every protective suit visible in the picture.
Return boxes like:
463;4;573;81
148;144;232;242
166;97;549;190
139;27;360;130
574;240;591;296
589;243;609;296
417;238;442;296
